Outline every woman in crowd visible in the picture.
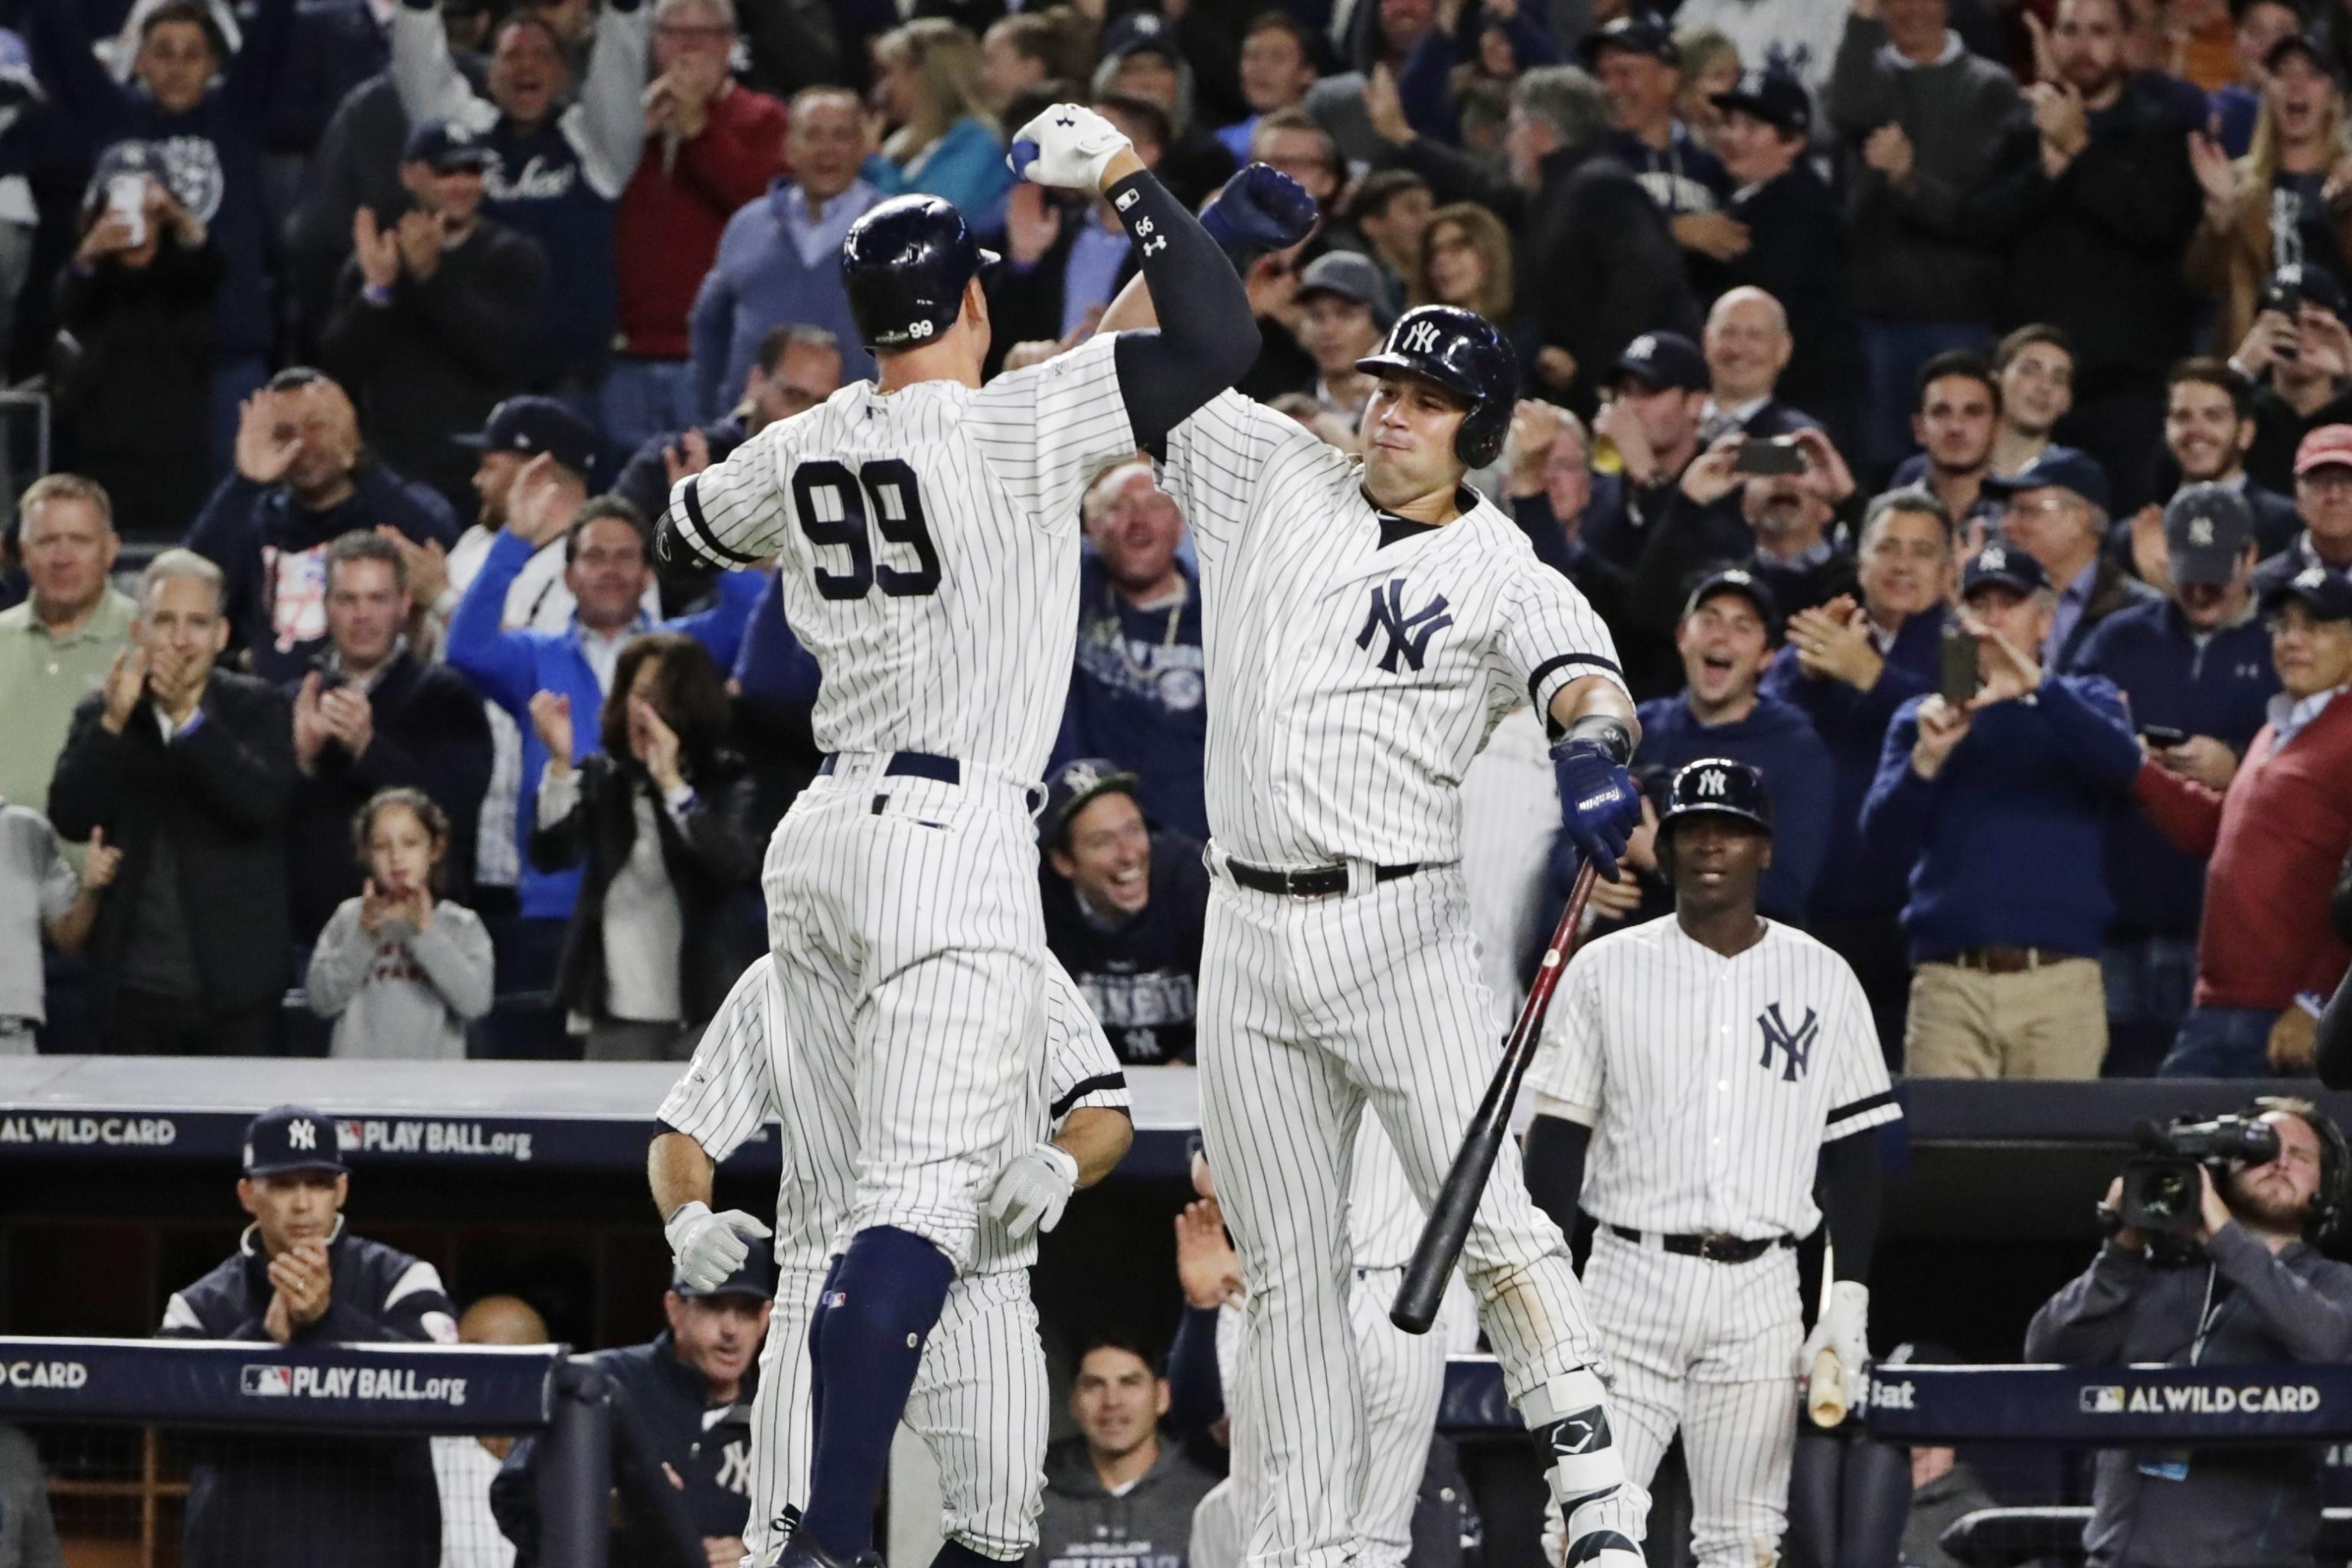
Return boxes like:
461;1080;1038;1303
1674;28;1741;155
1413;202;1557;390
869;18;1013;234
306;789;494;1060
528;633;759;1061
53;149;222;541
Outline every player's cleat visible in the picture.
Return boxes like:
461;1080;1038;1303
1560;1530;1642;1566
756;1508;886;1568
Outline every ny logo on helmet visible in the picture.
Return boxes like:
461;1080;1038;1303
1403;321;1442;354
1697;768;1728;799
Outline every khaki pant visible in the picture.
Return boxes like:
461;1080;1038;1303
1904;958;2108;1079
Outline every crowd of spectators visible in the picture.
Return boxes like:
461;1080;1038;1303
0;0;2350;1081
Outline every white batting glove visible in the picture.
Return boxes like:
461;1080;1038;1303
664;1201;773;1292
1800;1280;1871;1403
986;1142;1082;1238
1008;103;1132;191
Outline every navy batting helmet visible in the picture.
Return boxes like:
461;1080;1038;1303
841;194;999;351
1656;757;1772;837
1355;305;1519;469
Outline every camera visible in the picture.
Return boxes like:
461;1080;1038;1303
2117;1115;2280;1236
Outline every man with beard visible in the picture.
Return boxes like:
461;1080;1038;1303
2128;358;2304;579
1054;460;1208;842
1888;353;2001;528
1668;425;1860;620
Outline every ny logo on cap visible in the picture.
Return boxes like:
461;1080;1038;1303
2189;516;2216;547
1626;333;1657;359
1061;761;1105;795
288;1119;316;1150
1403;321;1441;354
2298;566;2328;590
1980;544;2007;571
1697;768;1728;798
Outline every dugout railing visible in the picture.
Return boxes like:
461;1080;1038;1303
0;1336;612;1567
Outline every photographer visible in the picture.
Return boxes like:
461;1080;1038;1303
2025;1099;2352;1568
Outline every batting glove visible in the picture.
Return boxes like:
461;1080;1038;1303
664;1201;773;1292
1550;737;1639;884
985;1142;1082;1239
1201;164;1321;257
1800;1280;1872;1406
1008;103;1132;191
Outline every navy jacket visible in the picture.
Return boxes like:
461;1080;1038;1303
185;466;461;684
1631;692;1836;923
1041;829;1210;1065
2071;598;2278;941
1761;606;1946;923
158;1221;456;1568
1050;557;1209;843
495;1330;757;1567
1860;675;2143;960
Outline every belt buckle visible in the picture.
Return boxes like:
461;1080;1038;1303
1697;1234;1740;1263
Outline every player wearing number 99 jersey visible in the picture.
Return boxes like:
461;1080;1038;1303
653;103;1258;1568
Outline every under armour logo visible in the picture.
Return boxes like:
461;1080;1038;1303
1696;767;1728;798
1756;1002;1820;1084
1979;544;2007;571
1403;321;1441;354
1144;234;1168;255
288;1119;316;1151
1056;113;1075;127
715;1439;753;1494
1357;578;1455;673
2188;516;2215;547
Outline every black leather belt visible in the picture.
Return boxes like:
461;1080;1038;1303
1224;858;1421;898
818;750;961;786
1608;1226;1796;1264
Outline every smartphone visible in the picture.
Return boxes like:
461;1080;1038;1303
106;173;146;249
2138;724;2188;749
1733;436;1805;476
1939;622;1981;707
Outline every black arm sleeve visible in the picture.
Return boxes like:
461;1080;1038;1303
1164;1304;1225;1439
1523;1114;1591;1244
2318;968;2352;1091
1105;170;1262;450
1818;1133;1883;1283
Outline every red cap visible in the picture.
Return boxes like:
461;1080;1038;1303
2295;423;2352;475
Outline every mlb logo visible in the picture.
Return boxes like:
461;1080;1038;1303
242;1365;293;1397
2080;1385;2125;1414
337;1121;364;1151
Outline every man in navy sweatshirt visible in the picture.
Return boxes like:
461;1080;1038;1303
2073;484;2279;1073
1861;540;2144;1078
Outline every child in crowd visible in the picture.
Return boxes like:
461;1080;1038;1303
305;788;493;1059
0;805;118;1052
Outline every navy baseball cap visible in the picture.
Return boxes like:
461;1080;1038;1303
243;1105;347;1177
1296;252;1397;329
1612;331;1707;394
1102;10;1182;63
2162;483;2256;586
2263;261;2348;321
456;394;602;479
1981;445;2111;514
1041;757;1141;851
2267;31;2329;76
1962;537;2050;599
1583;11;1677;64
674;1235;777;1302
1711;68;1811;137
2263;562;2352;621
1682;565;1782;640
403;118;489;173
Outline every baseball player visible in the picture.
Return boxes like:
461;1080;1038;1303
649;955;1133;1568
1091;277;1653;1564
653;103;1265;1568
1523;758;1900;1568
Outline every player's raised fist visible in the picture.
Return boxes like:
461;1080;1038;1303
1008;103;1132;191
1202;163;1321;256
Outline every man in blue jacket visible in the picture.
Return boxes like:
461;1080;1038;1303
444;472;760;1055
158;1104;457;1568
2073;484;2280;1073
1860;540;2144;1078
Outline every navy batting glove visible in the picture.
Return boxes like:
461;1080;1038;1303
1551;737;1639;884
1200;164;1320;262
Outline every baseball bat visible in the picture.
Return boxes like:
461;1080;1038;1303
1808;1351;1848;1427
1390;861;1600;1334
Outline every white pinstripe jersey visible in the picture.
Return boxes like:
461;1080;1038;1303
665;335;1137;781
1527;916;1901;1240
657;956;1130;1275
1157;393;1625;865
1348;1117;1423;1271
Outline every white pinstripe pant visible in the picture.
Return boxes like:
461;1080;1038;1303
761;761;1047;1270
746;1267;1051;1565
1547;1230;1801;1568
1199;867;1645;1568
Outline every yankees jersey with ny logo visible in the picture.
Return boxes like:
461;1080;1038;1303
665;334;1138;782
1158;391;1625;867
1527;916;1900;1240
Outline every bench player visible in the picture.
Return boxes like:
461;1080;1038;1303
1524;759;1900;1568
1087;271;1653;1563
650;955;1133;1568
655;105;1259;1568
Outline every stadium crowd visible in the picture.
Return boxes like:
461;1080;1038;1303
4;0;2352;1087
